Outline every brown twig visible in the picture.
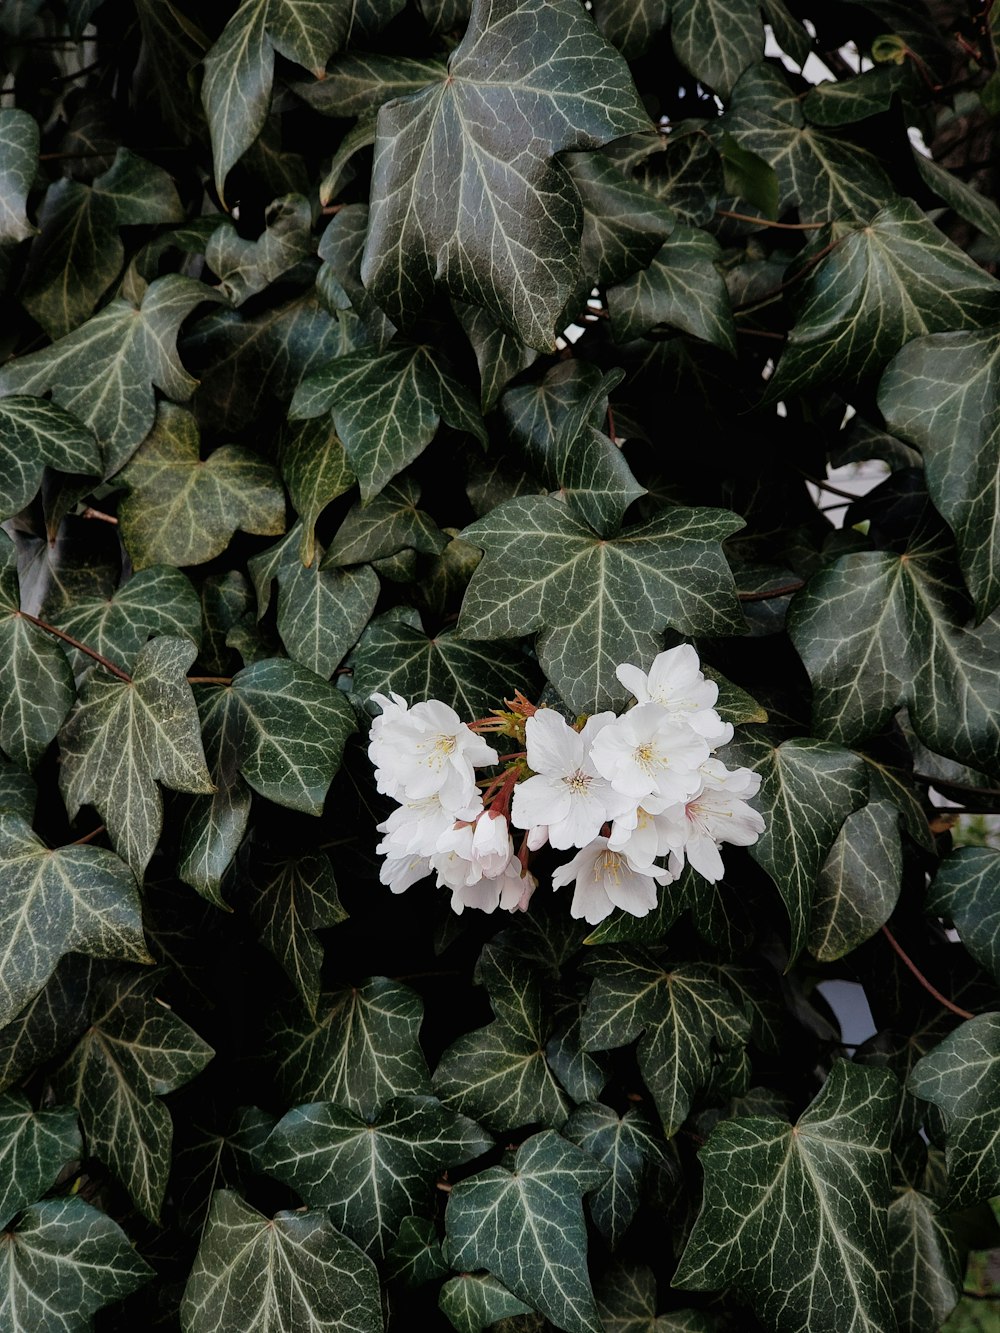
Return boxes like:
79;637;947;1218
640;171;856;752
81;507;118;525
717;209;826;230
19;611;132;683
881;925;974;1021
734;237;841;314
187;676;232;685
71;824;106;846
738;580;805;602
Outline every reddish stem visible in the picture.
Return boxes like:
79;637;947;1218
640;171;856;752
881;926;974;1021
19;611;132;682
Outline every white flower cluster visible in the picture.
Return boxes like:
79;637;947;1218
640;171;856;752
368;646;765;925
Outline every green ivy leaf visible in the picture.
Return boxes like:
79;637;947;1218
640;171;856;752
433;943;570;1134
589;0;669;58
0;109;38;244
386;1215;448;1287
770;200;1000;399
351;616;539;717
249;525;379;679
271;976;432;1115
260;1094;491;1256
909;1013;1000;1211
324;477;445;567
926;847;1000;985
178;655;353;898
580;947;750;1136
0;531;75;772
0;397;101;521
913;151;1000;245
670;0;762;98
501;362;644;536
0;756;35;824
316;204;395;348
597;1264;713;1333
0;1093;81;1229
304;50;448;116
788;531;1000;776
879;325;1000;619
279;418;356;566
117;403;285;570
59;635;214;879
180;1191;381;1332
0;957;95;1097
361;0;649;350
565;151;675;288
0;814;150;1029
0;1196;152;1330
202;0;405;199
564;1102;667;1247
53;565;201;670
724;63;894;223
444;1129;608;1333
459;495;744;712
0;274;221;476
54;968;213;1222
606;224;736;353
803;66;904;126
674;1061;897;1332
183;292;344;435
207;194;313;306
887;1187;961;1333
21;149;185;339
454;301;539;414
291;341;485;503
242;850;347;1017
192;657;355;815
809;800;902;962
724;732;869;962
439;1273;533;1333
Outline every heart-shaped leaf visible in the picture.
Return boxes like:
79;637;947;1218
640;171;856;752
674;1061;897;1332
444;1129;608;1333
181;1191;381;1332
260;1095;491;1255
361;0;649;349
459;495;744;712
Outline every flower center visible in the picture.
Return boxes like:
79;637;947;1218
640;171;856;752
633;741;662;771
564;769;592;795
595;850;625;884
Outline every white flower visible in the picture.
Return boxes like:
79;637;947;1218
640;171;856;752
376;793;479;860
656;759;764;882
433;812;513;886
589;703;709;803
552;836;671;924
379;853;432;894
368;696;498;811
450;855;537;915
607;802;669;866
616;645;733;748
510;709;635;851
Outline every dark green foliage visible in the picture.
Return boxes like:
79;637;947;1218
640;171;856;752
0;2;998;1330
